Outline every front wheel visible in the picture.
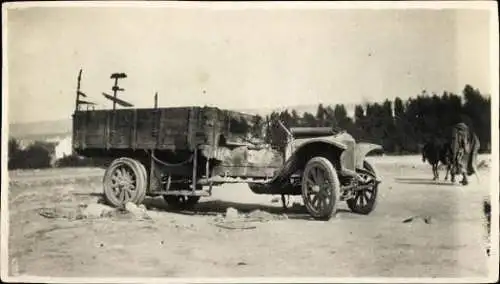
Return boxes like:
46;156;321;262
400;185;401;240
347;160;379;215
301;157;341;221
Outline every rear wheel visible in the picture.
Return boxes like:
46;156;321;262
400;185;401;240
103;157;147;207
301;157;340;221
135;160;148;204
347;160;379;215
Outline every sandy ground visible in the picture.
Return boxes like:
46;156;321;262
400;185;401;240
5;155;494;279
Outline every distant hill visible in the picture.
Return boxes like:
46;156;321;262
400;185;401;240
9;119;72;140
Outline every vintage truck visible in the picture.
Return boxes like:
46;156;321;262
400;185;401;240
72;70;383;220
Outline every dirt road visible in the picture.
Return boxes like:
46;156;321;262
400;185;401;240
6;155;493;279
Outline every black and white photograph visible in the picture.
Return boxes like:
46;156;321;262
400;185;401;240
1;1;499;283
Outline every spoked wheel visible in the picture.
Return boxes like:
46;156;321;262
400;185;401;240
301;157;340;221
135;160;148;204
163;195;201;210
347;160;379;215
103;157;147;207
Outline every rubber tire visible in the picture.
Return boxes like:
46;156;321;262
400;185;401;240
133;159;148;204
103;157;147;207
163;195;201;210
347;160;379;215
301;157;340;221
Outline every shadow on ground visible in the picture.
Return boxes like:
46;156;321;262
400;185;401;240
143;197;318;220
72;192;103;197
395;177;458;186
145;197;355;220
72;192;355;221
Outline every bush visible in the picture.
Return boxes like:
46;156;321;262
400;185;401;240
23;144;52;168
8;138;22;170
8;138;55;170
55;154;102;168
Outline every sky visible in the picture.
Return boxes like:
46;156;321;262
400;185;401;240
5;3;495;123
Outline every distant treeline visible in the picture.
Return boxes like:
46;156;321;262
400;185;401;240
263;84;491;154
7;84;491;170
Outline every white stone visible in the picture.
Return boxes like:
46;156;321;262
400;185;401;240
82;203;114;218
225;207;239;220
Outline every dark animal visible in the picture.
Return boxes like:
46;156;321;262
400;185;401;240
449;122;480;185
422;140;453;181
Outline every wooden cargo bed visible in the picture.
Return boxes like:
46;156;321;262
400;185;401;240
73;107;196;151
72;106;269;155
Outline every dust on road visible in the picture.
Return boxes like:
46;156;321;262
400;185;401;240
6;155;492;278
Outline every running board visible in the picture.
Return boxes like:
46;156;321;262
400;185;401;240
151;190;211;197
198;176;272;185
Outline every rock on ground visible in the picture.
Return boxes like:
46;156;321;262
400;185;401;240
124;202;152;220
38;202;153;221
81;203;115;219
225;207;239;220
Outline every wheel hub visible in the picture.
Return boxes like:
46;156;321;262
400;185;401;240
311;185;321;193
119;178;132;186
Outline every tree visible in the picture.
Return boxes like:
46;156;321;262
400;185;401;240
462;85;491;152
333;104;349;129
302;112;317;127
393;97;405;153
291;110;301;126
354;105;365;123
352;104;366;141
316;104;327;127
381;99;395;152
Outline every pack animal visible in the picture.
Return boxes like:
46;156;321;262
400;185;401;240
448;122;480;185
422;140;453;181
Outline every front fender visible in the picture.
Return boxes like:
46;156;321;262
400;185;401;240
355;142;383;169
292;137;348;152
284;136;347;162
269;139;347;187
